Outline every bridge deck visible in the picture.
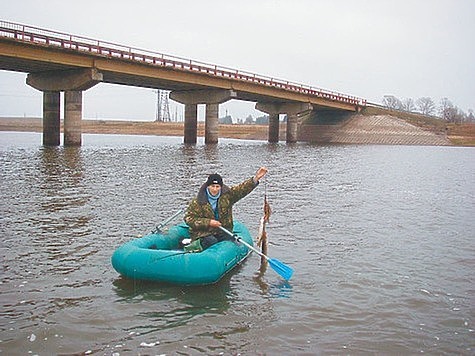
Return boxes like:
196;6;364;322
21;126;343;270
0;20;365;111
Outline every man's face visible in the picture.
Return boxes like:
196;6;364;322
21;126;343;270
208;184;221;196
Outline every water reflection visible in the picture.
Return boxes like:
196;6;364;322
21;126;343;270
179;145;202;189
37;146;90;218
112;270;238;331
253;268;293;299
29;146;95;275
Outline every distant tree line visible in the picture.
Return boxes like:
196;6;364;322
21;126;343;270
382;95;474;123
219;114;270;124
219;115;233;124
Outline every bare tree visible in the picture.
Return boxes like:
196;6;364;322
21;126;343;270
382;95;402;110
416;97;436;115
439;97;454;120
454;107;467;123
401;98;415;112
439;98;468;123
468;109;474;123
444;107;458;122
439;98;453;121
445;107;467;123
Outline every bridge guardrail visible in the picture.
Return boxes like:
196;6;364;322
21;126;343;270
1;20;366;107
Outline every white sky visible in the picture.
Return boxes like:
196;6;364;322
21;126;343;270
1;0;474;121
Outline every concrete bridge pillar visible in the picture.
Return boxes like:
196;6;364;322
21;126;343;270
43;91;61;146
184;104;198;144
170;89;237;144
27;68;102;146
256;102;313;143
286;114;299;143
268;113;280;143
64;91;82;146
205;103;219;144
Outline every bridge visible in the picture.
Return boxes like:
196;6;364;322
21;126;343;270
0;20;366;145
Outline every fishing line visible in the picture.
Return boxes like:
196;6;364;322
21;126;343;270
264;173;267;198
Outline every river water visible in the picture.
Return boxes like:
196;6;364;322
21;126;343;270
0;132;474;355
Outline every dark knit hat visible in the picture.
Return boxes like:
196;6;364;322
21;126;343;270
206;173;223;186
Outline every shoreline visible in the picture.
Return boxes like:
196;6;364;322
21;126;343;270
0;117;270;141
1;117;473;146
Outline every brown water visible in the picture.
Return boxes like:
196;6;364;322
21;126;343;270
1;132;474;355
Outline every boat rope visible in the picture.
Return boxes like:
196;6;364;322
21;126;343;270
151;251;188;261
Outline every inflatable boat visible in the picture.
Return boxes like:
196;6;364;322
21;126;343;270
111;221;253;285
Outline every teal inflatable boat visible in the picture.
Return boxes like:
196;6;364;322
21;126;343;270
111;221;253;285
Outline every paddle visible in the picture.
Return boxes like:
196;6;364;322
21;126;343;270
151;208;184;234
218;226;293;281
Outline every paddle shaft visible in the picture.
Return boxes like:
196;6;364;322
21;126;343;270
152;208;184;233
219;226;269;261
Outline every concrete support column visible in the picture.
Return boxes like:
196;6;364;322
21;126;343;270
256;102;313;144
268;113;280;143
184;104;198;144
170;89;237;145
42;91;61;146
27;68;102;146
286;114;299;143
205;103;219;144
64;90;82;146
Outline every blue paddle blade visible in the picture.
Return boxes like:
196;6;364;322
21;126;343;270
268;258;293;280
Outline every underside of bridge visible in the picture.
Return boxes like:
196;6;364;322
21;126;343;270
0;35;362;146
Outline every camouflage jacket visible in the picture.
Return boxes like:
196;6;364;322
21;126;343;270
184;177;258;241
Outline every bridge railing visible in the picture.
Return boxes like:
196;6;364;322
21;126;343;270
1;20;366;107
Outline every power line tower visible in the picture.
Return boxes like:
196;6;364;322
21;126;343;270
155;90;171;122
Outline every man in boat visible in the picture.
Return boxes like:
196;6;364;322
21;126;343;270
184;167;268;252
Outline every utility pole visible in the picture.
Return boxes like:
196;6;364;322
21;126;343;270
155;90;171;122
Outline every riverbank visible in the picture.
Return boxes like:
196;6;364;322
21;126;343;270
0;117;270;141
0;116;473;146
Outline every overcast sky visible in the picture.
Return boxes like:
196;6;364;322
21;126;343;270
1;0;474;121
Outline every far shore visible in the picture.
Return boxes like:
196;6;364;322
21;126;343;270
1;116;474;146
0;117;271;141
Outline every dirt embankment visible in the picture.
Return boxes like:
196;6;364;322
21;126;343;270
299;114;452;146
361;106;475;146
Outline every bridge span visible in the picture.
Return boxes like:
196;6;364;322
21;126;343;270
0;20;366;145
